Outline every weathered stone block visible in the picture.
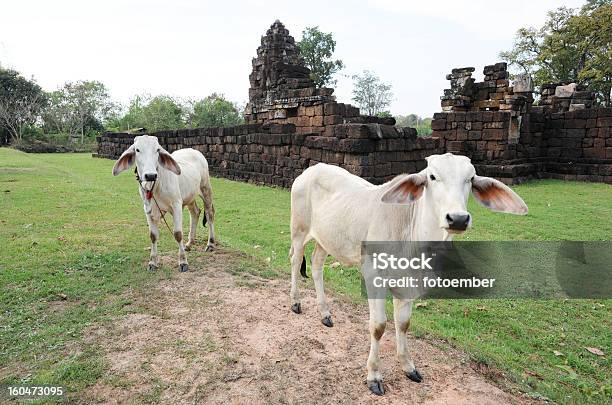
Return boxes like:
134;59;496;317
345;105;360;117
323;115;343;126
554;83;577;98
446;141;463;151
513;74;534;93
483;129;506;140
345;124;370;139
597;117;612;127
468;131;482;140
598;108;612;117
338;139;377;153
310;116;324;127
484;121;506;129
296;115;310;127
431;119;446;130
457;130;468;141
443;130;457;140
565;119;586;129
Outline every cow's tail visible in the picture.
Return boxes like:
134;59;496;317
300;255;307;278
289;246;308;278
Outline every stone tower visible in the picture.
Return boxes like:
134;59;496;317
244;20;335;124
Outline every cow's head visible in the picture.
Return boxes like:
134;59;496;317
112;135;181;185
381;153;527;234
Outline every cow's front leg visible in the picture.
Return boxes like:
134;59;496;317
146;211;160;271
393;297;422;382
171;202;188;272
289;235;306;315
367;298;387;395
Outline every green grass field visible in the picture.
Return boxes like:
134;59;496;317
0;149;610;404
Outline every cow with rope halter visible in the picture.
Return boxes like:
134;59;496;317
112;135;216;272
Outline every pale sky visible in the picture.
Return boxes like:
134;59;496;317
0;0;586;118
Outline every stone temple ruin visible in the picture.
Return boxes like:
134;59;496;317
244;21;396;133
96;20;612;185
431;62;611;182
244;20;336;130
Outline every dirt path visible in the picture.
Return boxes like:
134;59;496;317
83;248;532;404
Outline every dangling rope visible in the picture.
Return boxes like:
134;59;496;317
134;169;174;236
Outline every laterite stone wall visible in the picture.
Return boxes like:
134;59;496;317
96;123;441;187
431;108;612;184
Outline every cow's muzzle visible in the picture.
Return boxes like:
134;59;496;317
144;173;157;181
445;212;470;232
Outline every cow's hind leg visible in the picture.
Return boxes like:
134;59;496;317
311;243;332;327
394;297;422;382
199;182;216;252
185;201;200;251
289;232;307;315
367;298;387;395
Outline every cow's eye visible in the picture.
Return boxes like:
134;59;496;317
136;148;140;153
157;149;160;153
429;174;436;181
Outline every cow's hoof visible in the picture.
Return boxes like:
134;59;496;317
291;303;301;314
367;380;384;396
148;264;158;272
406;369;423;383
179;263;189;273
205;244;215;252
321;315;333;327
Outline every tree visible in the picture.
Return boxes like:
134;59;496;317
140;95;184;131
297;27;344;88
43;90;80;137
100;101;123;132
0;68;47;142
43;81;113;142
500;1;612;105
396;114;420;127
395;114;432;136
117;95;185;132
68;81;112;143
115;94;147;131
189;94;244;128
351;70;393;116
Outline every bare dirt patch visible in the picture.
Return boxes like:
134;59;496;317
82;248;534;404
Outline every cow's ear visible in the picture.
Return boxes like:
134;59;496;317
471;175;528;215
381;171;427;204
158;148;181;175
112;145;135;176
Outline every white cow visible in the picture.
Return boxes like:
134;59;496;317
289;153;527;395
112;135;216;272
